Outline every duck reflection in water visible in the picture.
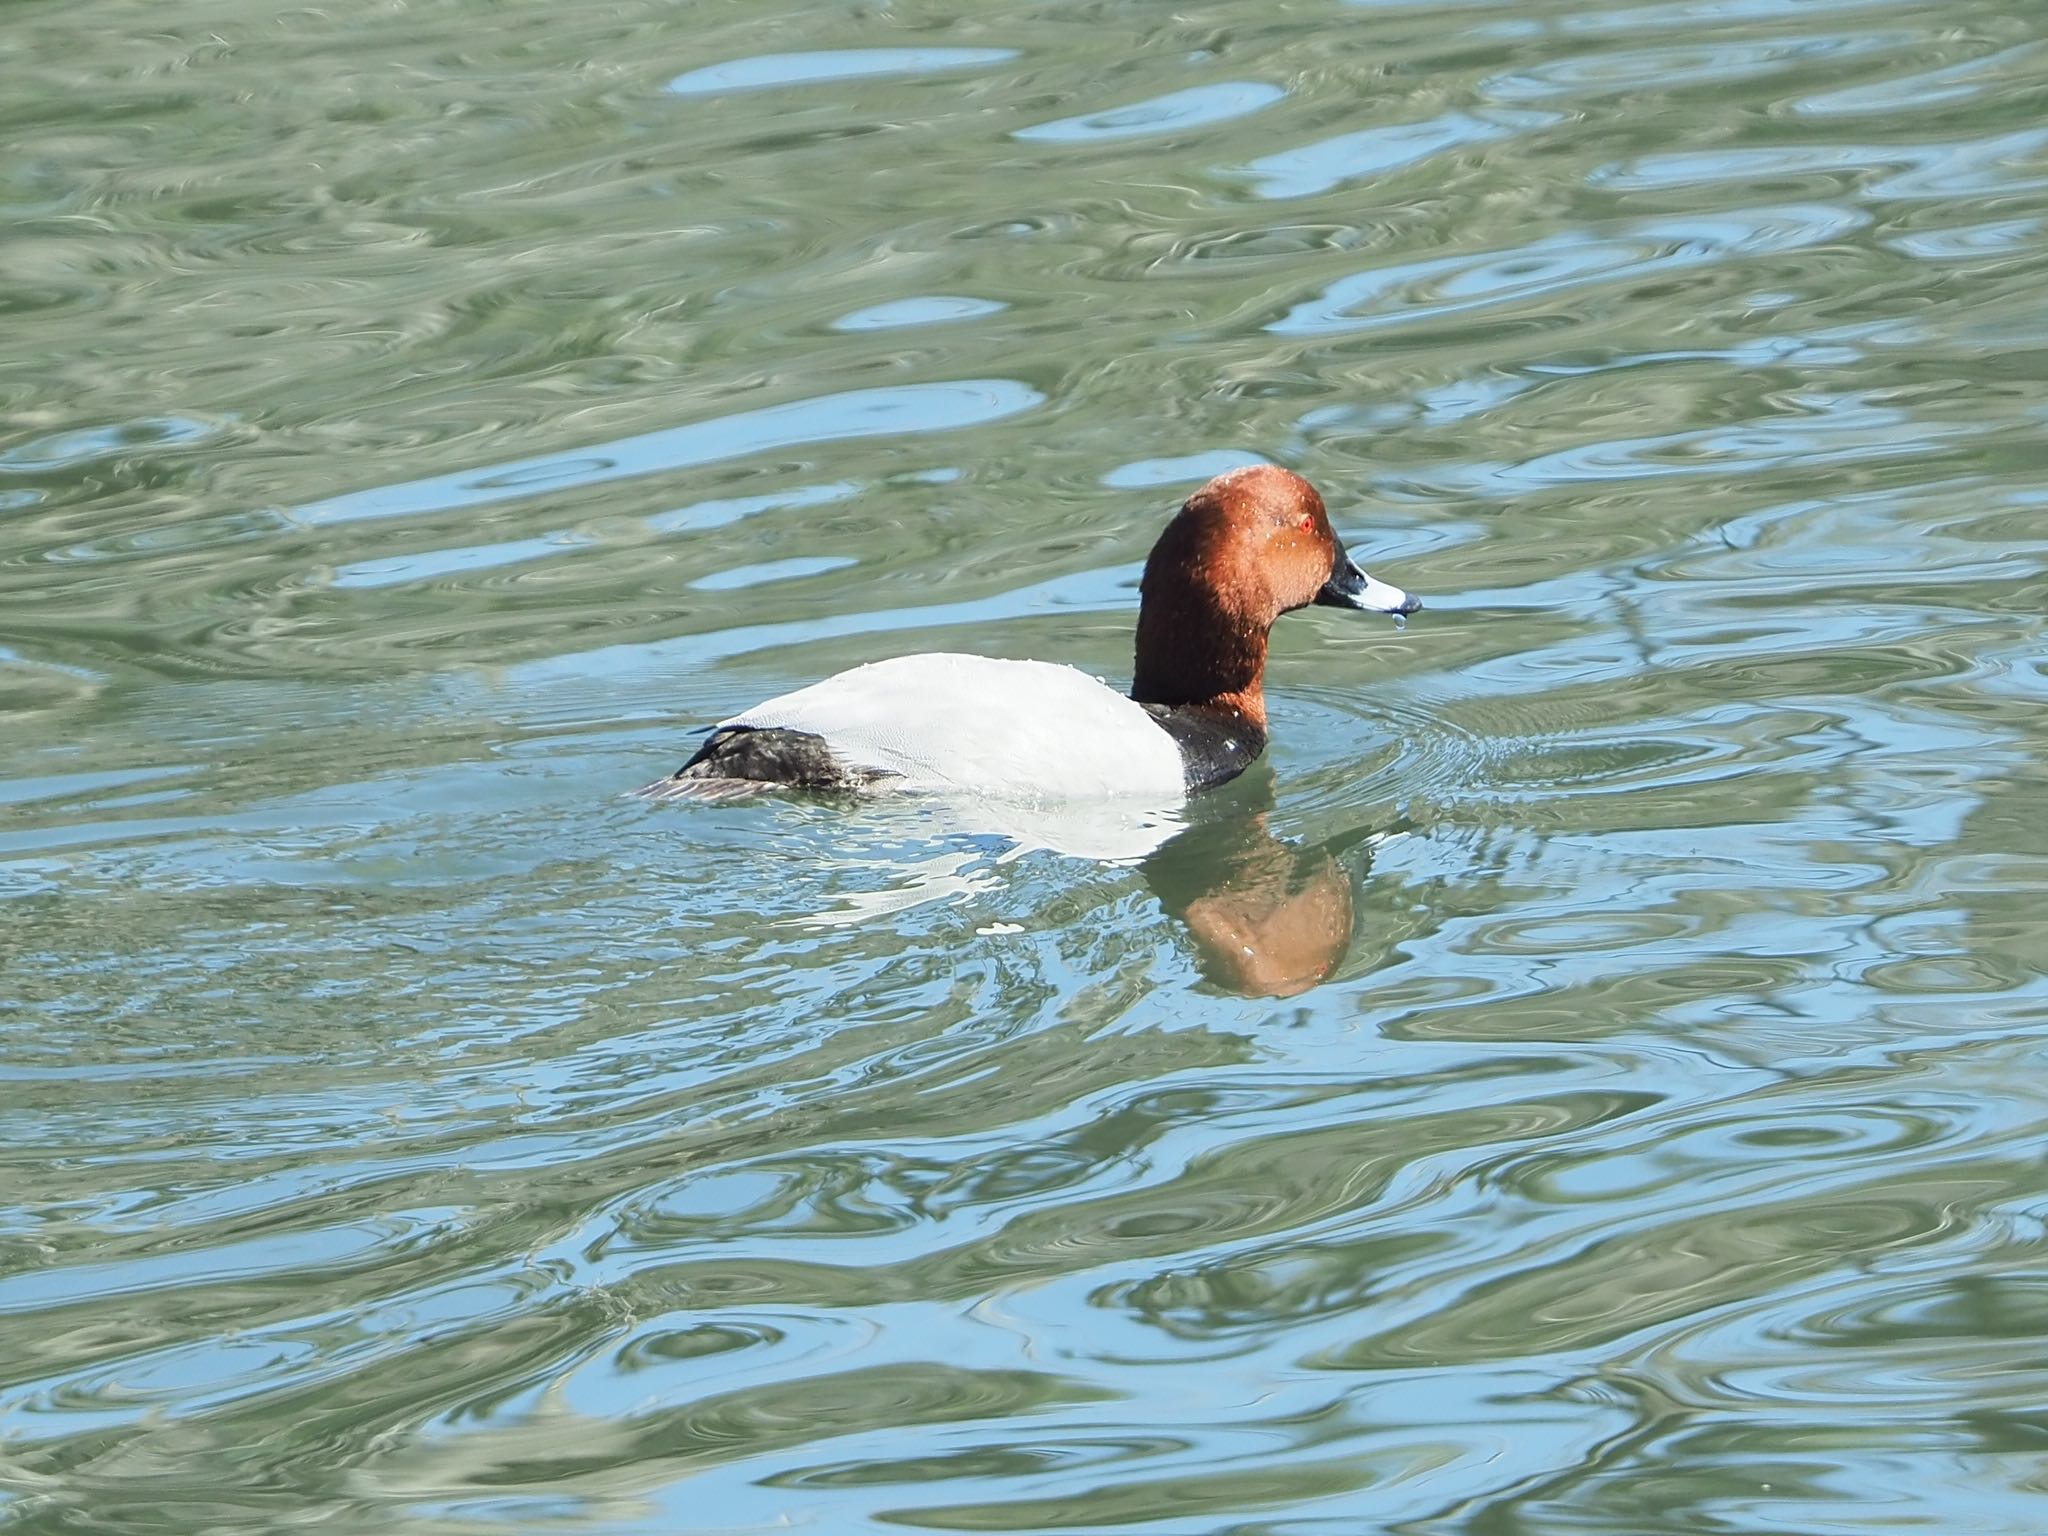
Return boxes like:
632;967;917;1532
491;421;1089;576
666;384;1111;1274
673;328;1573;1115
1140;764;1365;998
786;768;1375;999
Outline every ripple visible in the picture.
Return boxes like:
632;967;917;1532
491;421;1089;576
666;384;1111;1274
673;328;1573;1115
1632;1191;2048;1418
510;556;1146;686
1333;1189;1956;1367
645;480;862;535
1792;40;2048;117
1015;82;1285;144
1501;1101;1964;1209
691;555;858;592
1269;204;1866;336
288;380;1044;526
667;48;1018;97
329;529;593;589
8;0;2048;1525
0;1206;458;1317
0;415;222;473
1465;909;1698;956
1592;127;2048;200
1409;392;1976;496
0;762;195;809
1590;143;1913;191
830;295;1006;331
1888;217;2043;261
1102;451;1269;489
1239;108;1557;200
1540;0;1914;37
1483;30;1919;100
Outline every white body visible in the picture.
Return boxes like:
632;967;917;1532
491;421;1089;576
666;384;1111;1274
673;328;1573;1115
722;653;1189;801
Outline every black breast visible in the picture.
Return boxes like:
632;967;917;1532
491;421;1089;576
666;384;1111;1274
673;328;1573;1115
1142;704;1266;792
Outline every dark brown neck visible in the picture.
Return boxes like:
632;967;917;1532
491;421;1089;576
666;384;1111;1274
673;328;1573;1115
1131;577;1269;732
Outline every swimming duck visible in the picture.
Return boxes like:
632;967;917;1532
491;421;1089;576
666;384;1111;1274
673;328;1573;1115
636;465;1419;802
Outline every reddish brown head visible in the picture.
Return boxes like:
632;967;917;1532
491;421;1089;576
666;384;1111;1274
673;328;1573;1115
1130;465;1418;731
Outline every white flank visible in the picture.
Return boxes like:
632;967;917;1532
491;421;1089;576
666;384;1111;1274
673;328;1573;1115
723;653;1189;801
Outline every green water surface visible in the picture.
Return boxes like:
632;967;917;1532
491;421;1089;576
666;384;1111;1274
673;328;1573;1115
5;0;2048;1530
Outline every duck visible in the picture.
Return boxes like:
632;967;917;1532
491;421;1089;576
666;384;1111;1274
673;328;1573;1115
635;465;1419;803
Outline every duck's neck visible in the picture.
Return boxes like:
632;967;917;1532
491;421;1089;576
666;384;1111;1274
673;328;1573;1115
1130;580;1270;733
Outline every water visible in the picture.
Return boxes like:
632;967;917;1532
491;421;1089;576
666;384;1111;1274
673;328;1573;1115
5;0;2048;1529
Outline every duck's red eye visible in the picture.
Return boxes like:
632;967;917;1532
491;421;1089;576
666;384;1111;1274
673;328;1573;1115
1299;514;1315;532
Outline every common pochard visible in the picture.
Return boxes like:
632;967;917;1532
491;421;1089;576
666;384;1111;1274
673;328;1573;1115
636;465;1419;802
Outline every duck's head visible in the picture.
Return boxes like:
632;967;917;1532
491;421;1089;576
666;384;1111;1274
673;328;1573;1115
1132;465;1419;728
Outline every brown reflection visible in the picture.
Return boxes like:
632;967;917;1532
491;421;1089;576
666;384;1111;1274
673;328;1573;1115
1142;773;1367;998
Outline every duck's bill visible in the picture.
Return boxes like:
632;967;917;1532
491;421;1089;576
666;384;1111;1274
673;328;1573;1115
1317;551;1422;615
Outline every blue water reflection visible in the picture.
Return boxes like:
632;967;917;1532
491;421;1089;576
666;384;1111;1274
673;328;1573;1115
1016;82;1286;143
667;49;1018;97
290;381;1043;525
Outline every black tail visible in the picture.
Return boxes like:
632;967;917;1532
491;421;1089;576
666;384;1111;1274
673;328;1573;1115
633;726;893;803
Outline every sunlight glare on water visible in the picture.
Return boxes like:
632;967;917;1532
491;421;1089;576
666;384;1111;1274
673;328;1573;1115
4;0;2048;1531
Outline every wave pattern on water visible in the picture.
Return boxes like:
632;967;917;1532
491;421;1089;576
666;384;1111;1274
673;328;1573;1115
4;0;2048;1531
